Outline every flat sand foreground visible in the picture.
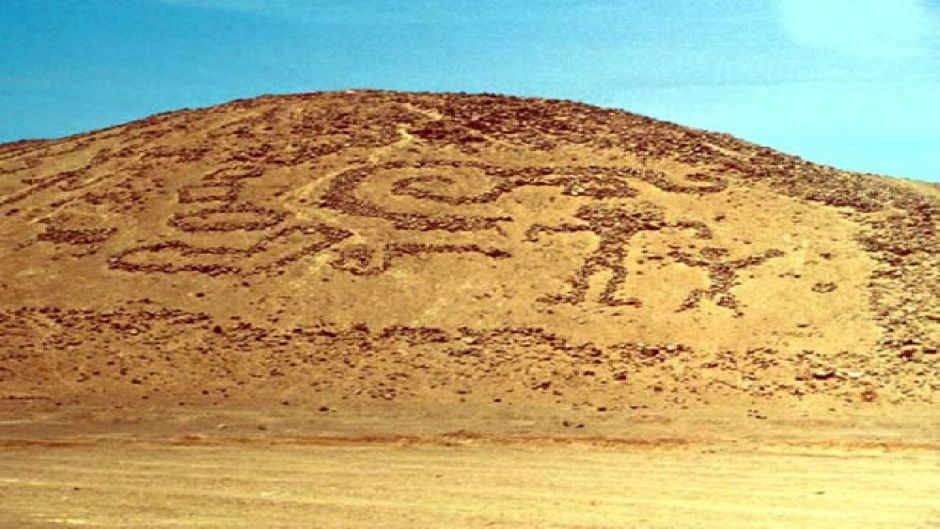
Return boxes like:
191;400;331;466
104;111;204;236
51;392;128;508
1;433;937;528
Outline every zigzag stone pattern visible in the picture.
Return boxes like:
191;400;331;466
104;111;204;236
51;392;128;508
109;224;352;276
331;243;510;276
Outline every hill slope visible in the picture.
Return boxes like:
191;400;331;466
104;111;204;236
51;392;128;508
0;91;936;417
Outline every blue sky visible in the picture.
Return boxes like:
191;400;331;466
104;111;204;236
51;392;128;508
1;0;938;182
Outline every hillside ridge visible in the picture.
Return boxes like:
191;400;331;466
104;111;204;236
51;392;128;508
0;90;936;413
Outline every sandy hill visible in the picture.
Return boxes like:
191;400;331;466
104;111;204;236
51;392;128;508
0;90;936;422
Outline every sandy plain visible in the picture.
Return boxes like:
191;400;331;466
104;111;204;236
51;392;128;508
0;404;937;528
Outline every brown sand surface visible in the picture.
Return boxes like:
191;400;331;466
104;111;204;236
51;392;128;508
1;402;937;528
1;429;937;528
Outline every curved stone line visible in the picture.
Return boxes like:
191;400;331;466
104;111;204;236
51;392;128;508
321;161;512;232
392;167;728;203
168;202;286;232
331;242;510;276
635;169;729;194
390;165;639;205
174;165;264;204
177;183;239;204
108;224;352;276
322;160;728;234
37;226;117;246
0;166;90;208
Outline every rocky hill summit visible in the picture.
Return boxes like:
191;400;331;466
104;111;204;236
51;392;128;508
0;90;936;416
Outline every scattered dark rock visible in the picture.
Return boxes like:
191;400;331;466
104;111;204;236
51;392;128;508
812;282;838;293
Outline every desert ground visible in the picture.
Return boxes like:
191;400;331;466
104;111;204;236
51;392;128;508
1;404;938;528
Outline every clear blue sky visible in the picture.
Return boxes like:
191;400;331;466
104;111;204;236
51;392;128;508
1;0;938;182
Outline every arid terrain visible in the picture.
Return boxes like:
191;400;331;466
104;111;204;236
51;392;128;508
0;90;937;527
